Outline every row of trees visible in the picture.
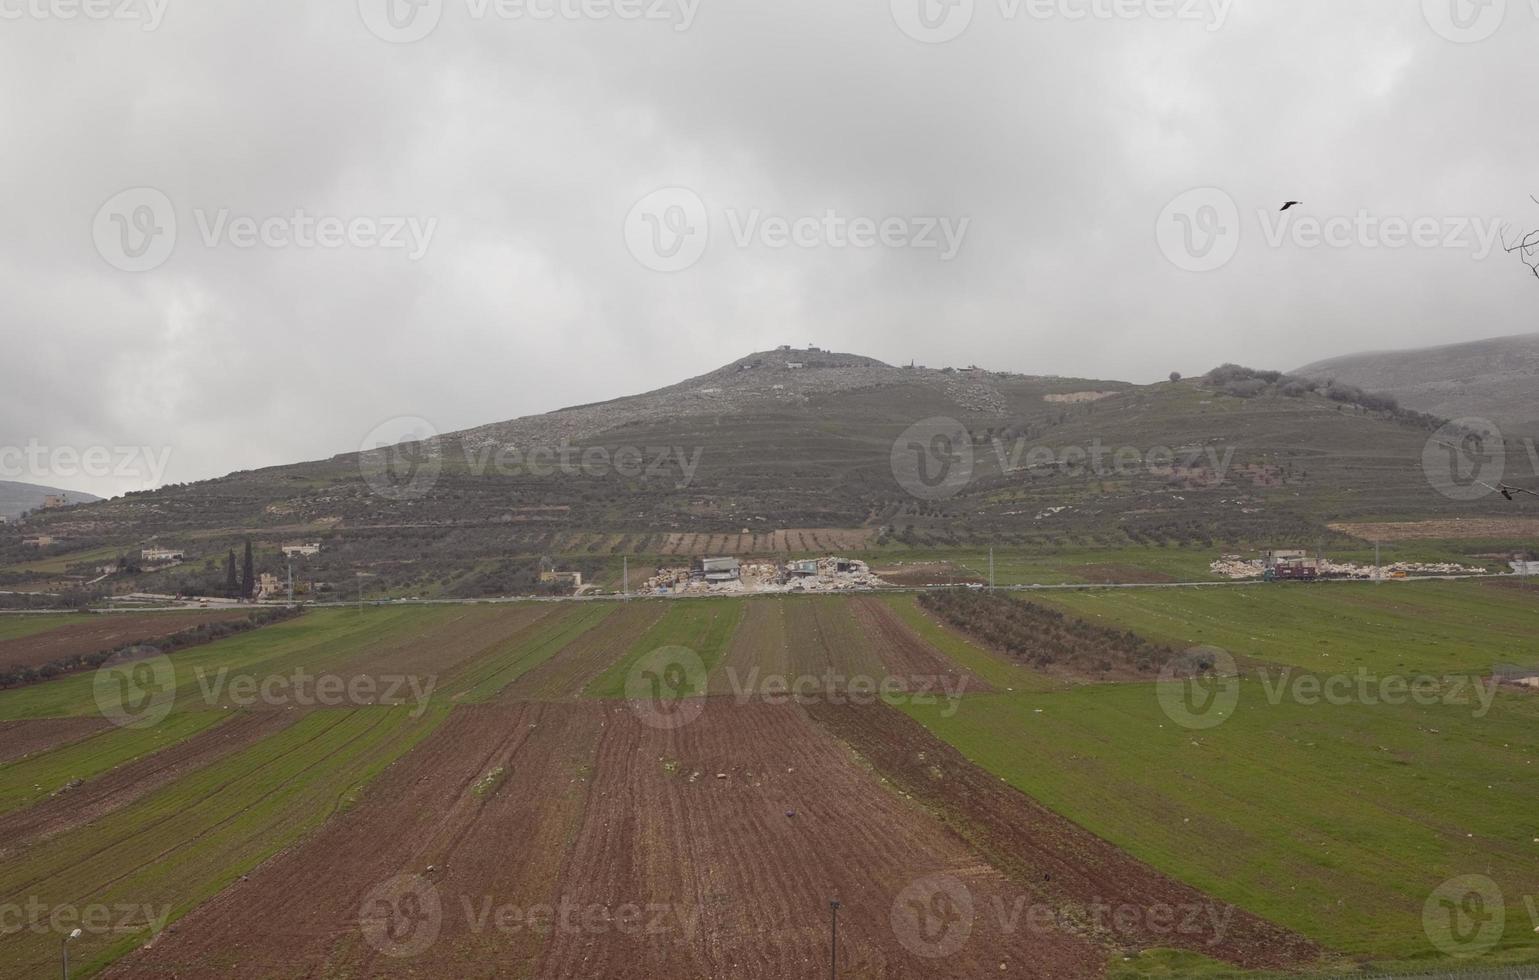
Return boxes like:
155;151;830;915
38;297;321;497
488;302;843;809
223;540;256;600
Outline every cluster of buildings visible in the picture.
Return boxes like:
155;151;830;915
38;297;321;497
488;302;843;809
644;556;881;595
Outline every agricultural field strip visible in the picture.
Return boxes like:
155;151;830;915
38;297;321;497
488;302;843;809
0;712;297;851
0;710;382;903
446;603;615;701
0;710;228;816
806;701;1319;970
0;608;425;720
873;594;1060;693
902;686;1539;957
0;717;112;764
328;603;558;681
706;598;792;695
1035;580;1539;674
502;602;668;701
585;600;743;699
846;595;993;694
102;703;599;977
0;610;251;673
532;701;1103;979
0;706;443;977
0;613;91;642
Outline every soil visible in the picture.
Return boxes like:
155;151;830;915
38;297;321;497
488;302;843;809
104;702;1108;979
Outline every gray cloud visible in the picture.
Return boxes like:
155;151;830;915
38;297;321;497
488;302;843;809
2;0;1536;497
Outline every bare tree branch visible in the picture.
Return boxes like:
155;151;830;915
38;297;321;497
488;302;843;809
1507;195;1539;280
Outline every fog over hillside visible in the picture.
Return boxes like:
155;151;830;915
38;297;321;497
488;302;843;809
1297;332;1539;435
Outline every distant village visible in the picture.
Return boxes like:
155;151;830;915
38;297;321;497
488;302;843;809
642;555;884;596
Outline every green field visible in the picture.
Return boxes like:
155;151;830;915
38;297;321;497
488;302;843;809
0;612;92;641
895;580;1539;969
585;599;744;698
443;603;612;700
0;705;444;977
1035;580;1538;674
0;606;458;720
0;711;226;815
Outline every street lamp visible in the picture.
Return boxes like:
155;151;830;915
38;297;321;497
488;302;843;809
828;900;841;980
62;927;81;979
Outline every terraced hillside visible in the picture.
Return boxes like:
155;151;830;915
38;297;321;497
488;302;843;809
11;349;1530;603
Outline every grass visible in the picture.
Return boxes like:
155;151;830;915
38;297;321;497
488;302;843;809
903;683;1539;963
585;599;743;699
0;607;456;721
443;603;614;701
891;576;1539;967
0;545;122;576
0;705;446;978
0;613;93;641
0;711;227;815
1033;579;1539;675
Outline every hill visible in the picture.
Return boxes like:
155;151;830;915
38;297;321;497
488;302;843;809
1296;332;1539;436
0;481;101;521
3;348;1522;599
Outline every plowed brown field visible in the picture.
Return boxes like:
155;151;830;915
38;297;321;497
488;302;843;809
106;702;1111;979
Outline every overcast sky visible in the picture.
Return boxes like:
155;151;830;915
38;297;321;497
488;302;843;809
3;0;1537;497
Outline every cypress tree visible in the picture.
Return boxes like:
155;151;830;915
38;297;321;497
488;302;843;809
241;540;255;601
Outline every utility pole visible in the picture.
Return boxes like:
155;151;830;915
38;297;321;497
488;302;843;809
287;556;295;604
828;900;841;980
623;557;629;596
1374;540;1381;584
62;928;80;979
988;547;995;591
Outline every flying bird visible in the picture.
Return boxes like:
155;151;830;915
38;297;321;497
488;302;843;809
1479;482;1539;501
1280;201;1303;211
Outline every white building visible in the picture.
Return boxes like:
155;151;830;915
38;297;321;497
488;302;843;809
282;543;322;557
142;548;185;563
